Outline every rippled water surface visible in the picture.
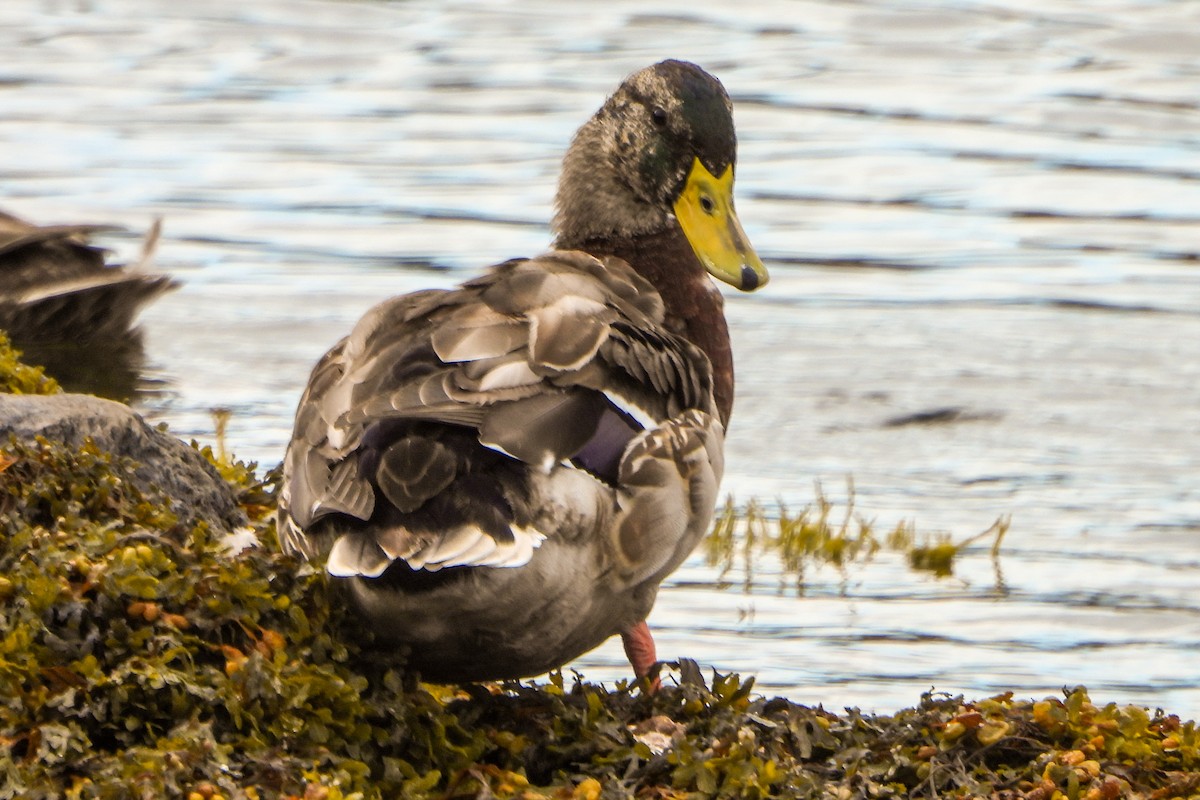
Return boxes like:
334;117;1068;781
4;0;1199;715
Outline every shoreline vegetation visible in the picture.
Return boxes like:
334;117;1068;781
1;336;1196;799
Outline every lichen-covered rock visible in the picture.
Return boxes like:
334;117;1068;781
0;392;244;532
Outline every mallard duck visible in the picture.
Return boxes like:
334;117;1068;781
0;210;177;399
0;210;175;343
278;60;768;685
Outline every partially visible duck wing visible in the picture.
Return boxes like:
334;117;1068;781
279;251;720;581
612;407;724;585
0;212;175;342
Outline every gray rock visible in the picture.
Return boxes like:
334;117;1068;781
0;393;246;532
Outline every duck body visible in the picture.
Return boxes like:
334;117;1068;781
280;252;724;680
279;60;767;683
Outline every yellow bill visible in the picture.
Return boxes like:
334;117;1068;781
673;158;769;291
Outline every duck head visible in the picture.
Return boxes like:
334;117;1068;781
553;60;769;293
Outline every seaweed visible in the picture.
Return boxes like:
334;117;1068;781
0;333;60;396
704;482;1009;593
0;344;1196;798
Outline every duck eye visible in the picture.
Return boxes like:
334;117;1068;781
699;194;716;214
650;106;668;127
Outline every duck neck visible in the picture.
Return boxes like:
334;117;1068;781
578;226;734;429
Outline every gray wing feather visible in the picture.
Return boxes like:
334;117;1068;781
278;250;718;569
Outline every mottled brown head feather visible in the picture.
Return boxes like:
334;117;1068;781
553;60;735;249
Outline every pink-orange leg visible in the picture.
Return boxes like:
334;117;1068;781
621;620;662;692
